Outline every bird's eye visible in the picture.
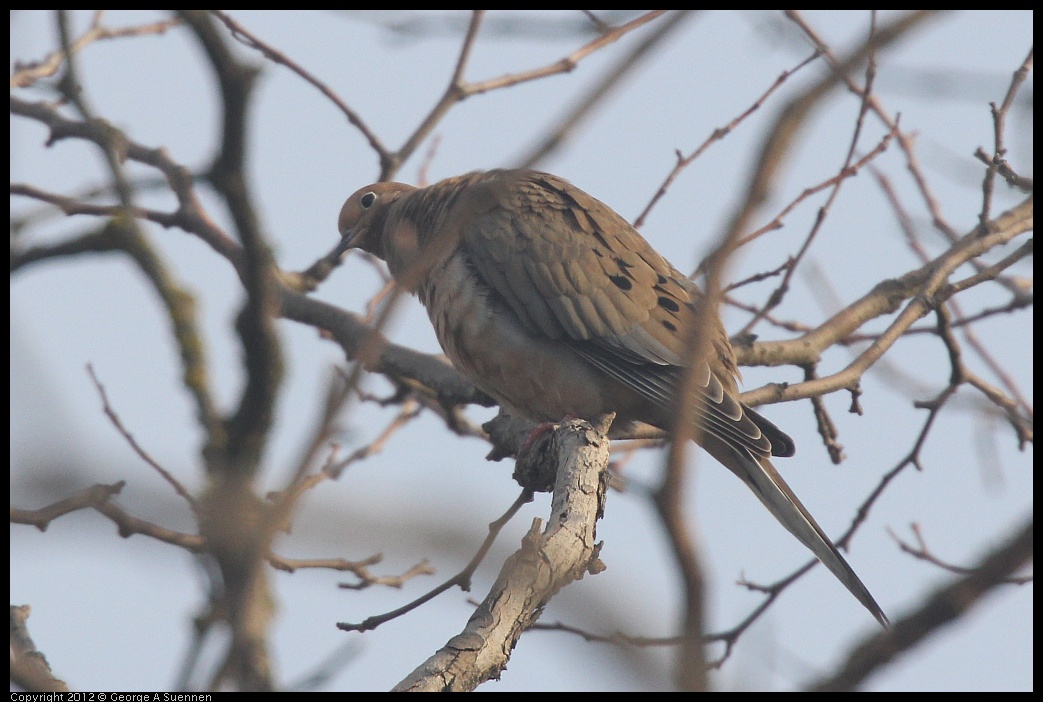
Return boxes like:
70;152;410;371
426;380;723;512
359;192;377;209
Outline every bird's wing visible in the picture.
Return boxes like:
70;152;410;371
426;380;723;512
463;170;775;457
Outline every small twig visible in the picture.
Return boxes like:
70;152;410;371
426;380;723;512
337;488;534;633
889;524;1033;584
87;364;198;511
634;47;821;229
11;14;181;89
11;481;205;551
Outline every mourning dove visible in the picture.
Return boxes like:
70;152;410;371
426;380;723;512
335;169;887;627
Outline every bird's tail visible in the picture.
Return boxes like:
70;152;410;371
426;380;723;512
708;442;889;627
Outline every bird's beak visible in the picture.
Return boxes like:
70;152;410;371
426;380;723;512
332;229;358;260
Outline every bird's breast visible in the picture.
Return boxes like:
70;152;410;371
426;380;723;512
419;255;621;423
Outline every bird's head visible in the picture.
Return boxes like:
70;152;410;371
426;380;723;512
335;181;417;260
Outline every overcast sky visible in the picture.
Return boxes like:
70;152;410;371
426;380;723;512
11;10;1033;691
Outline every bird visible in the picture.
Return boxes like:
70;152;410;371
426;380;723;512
334;168;888;627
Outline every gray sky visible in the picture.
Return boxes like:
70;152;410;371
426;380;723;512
11;10;1033;691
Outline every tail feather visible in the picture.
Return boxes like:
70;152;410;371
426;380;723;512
708;442;889;627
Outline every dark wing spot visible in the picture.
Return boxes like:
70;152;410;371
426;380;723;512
609;274;632;291
658;296;680;312
661;319;677;332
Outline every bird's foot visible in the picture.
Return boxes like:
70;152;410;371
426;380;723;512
519;421;557;453
519;415;580;453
